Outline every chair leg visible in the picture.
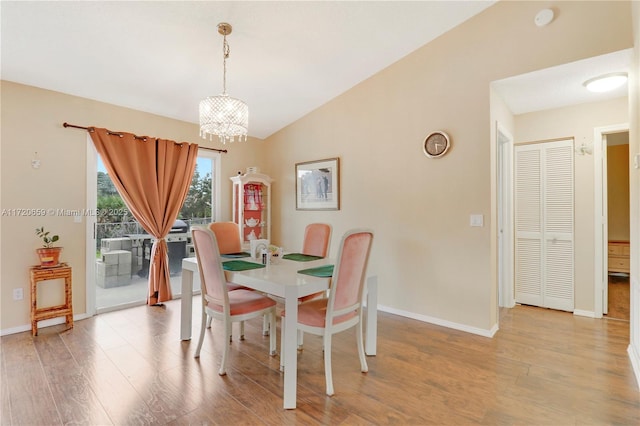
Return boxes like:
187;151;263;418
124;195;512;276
269;311;277;356
297;329;304;350
219;320;232;376
209;313;229;343
357;319;369;373
324;333;334;396
194;309;207;358
240;321;245;341
279;319;285;371
263;314;270;336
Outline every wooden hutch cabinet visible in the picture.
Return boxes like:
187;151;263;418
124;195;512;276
231;171;273;247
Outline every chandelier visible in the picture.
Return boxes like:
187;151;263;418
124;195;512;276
199;23;248;144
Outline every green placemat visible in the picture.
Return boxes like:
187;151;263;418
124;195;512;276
221;252;251;259
222;260;265;271
282;253;324;262
297;264;334;277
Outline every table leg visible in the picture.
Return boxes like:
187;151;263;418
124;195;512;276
31;277;37;336
65;275;74;330
283;286;298;409
181;268;194;341
365;275;377;356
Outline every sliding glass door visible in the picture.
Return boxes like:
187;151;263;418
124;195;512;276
89;148;220;313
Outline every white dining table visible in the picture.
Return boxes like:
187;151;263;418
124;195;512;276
180;256;378;410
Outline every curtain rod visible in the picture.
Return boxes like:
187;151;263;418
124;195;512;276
62;122;228;153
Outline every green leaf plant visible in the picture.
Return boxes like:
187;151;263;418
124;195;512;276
35;227;60;248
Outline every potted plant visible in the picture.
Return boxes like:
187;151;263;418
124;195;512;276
35;227;62;267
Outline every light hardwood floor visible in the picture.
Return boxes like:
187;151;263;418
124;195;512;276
607;275;630;321
2;299;639;425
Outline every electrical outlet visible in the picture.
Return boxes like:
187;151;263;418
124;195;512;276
13;288;23;300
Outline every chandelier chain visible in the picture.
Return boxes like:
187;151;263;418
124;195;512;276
222;35;229;95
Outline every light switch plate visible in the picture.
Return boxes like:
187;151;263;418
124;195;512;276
470;214;484;227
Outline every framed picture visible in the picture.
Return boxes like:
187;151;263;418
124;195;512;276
295;157;340;210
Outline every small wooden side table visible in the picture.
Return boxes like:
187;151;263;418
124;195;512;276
29;263;73;336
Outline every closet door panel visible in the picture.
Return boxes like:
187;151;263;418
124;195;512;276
543;141;574;311
515;146;542;306
514;139;574;311
544;238;574;311
515;148;542;234
515;238;543;306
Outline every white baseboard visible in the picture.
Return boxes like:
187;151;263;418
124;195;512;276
0;313;92;337
628;344;640;390
573;309;596;318
1;324;32;336
377;304;499;338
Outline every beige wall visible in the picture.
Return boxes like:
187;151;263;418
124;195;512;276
608;143;631;241
265;1;633;332
1;1;635;336
514;97;628;312
0;81;267;331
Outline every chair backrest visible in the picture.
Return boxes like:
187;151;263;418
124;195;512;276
191;225;229;309
208;222;242;254
302;223;332;257
328;229;374;315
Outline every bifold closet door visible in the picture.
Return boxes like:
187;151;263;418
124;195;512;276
515;139;574;312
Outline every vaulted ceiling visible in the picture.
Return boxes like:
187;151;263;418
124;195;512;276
1;1;630;140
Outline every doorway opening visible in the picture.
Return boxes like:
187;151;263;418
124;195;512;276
593;124;630;319
599;129;631;321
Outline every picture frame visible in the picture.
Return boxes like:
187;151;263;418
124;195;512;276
295;157;340;210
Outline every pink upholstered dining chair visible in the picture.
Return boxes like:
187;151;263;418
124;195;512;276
207;221;253;336
208;221;243;255
302;223;332;258
191;225;277;375
296;223;333;347
280;228;374;396
298;223;332;303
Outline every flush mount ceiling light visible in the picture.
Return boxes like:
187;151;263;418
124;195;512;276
583;72;628;93
200;22;249;144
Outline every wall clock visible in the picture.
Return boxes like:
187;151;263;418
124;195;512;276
423;131;451;158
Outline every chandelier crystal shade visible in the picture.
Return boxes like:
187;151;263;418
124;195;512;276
199;23;248;144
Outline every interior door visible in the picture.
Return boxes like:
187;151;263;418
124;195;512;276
515;139;574;311
514;145;543;306
497;123;514;308
601;134;609;314
542;143;574;311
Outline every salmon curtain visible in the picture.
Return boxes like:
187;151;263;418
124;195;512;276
90;128;198;305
